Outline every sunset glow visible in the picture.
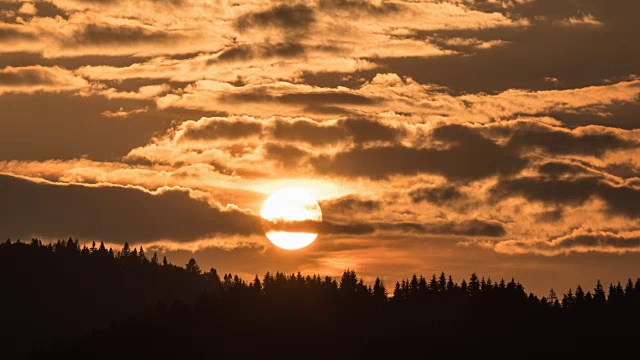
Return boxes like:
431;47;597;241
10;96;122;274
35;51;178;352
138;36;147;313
0;0;638;296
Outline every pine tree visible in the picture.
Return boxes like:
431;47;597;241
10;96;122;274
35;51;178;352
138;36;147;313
373;278;387;303
162;256;168;266
186;258;201;274
392;281;402;301
429;274;438;292
594;280;606;305
138;247;147;263
151;252;159;265
409;274;419;298
575;285;585;306
625;278;634;299
206;268;223;289
438;272;446;292
469;273;480;296
547;288;559;308
446;275;455;292
98;242;107;255
251;275;262;294
418;276;428;295
562;288;575;308
121;242;131;258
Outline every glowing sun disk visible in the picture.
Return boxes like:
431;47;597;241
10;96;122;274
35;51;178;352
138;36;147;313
260;187;322;250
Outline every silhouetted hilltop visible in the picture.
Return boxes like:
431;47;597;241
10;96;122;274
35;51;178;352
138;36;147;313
2;239;639;359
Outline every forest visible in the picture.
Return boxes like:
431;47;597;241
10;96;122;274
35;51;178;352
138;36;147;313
2;238;639;359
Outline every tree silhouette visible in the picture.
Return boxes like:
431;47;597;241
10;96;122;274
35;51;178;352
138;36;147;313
1;238;640;358
186;258;201;274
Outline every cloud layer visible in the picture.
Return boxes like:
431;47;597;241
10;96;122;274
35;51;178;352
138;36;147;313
2;0;640;295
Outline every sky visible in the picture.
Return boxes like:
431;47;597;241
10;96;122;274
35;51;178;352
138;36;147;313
1;0;639;296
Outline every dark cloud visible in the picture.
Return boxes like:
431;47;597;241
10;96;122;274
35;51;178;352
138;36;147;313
341;117;400;143
272;118;343;145
505;126;635;156
73;24;172;45
0;2;27;24
213;42;343;63
216;42;306;62
378;219;506;237
235;4;315;31
279;92;379;106
0;93;213;161
0;52;151;69
481;121;636;156
382;1;640;94
214;42;343;64
318;0;401;15
0;174;261;243
271;117;399;146
262;218;374;235
263;142;309;167
534;208;564;223
220;90;381;112
180;118;262;141
545;233;640;249
0;67;59;85
322;221;375;235
320;195;381;215
0;27;36;41
76;0;184;5
496;231;640;255
544;100;640;130
491;176;640;218
312;124;526;181
603;162;640;179
409;185;465;205
537;161;589;177
35;1;69;19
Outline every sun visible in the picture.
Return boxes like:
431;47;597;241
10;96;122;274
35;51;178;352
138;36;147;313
260;187;322;250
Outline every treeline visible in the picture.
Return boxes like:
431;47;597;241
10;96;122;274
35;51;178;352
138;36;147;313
2;239;639;358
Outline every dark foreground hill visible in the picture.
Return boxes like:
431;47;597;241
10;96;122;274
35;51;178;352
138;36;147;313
2;239;640;359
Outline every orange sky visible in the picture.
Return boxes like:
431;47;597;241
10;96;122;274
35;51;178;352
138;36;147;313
1;0;640;295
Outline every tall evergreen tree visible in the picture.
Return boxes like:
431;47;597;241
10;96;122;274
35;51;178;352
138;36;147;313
186;258;201;274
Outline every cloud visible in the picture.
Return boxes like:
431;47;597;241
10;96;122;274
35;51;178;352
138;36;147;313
178;116;263;141
73;23;172;45
320;195;381;215
409;185;466;205
272;117;400;145
266;216;505;237
0;26;37;41
0;66;90;94
0;92;212;160
537;161;585;177
220;90;380;108
490;176;640;218
215;42;309;62
235;4;316;31
378;219;506;237
263;142;309;168
311;124;527;180
493;229;640;256
0;173;262;243
317;0;401;15
504;123;636;156
383;1;640;94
